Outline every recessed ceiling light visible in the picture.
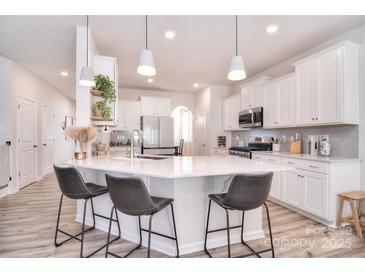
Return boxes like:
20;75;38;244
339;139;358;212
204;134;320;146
193;83;199;88
266;24;279;34
164;30;176;39
60;71;69;77
147;78;154;83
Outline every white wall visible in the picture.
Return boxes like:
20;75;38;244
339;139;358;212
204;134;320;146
234;23;365;190
195;87;211;154
119;87;195;112
10;61;75;192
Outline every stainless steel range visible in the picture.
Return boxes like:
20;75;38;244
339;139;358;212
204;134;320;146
229;142;272;159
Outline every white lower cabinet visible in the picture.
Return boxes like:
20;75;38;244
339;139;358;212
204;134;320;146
301;170;328;219
282;170;302;208
252;153;360;227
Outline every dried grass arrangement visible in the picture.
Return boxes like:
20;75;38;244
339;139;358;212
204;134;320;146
66;126;98;153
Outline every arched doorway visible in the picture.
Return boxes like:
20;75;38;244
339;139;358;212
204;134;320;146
171;106;193;156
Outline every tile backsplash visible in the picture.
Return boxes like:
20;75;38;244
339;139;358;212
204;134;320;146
231;125;358;157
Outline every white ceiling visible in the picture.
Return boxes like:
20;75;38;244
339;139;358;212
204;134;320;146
1;15;365;100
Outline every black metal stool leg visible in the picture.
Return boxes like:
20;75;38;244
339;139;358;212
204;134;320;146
105;206;115;258
264;203;275;258
114;207;121;239
90;198;96;229
225;208;231;258
170;203;180;258
80;198;89;258
240;211;245;243
204;199;212;257
54;194;64;247
147;214;154;258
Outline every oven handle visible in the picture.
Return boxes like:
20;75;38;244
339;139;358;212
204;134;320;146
251;112;255;125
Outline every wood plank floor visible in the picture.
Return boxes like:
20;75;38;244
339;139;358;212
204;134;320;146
0;175;364;258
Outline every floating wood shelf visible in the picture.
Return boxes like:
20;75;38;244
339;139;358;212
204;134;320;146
90;90;102;96
90;116;113;121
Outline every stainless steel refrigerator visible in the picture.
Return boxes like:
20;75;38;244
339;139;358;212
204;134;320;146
141;116;175;155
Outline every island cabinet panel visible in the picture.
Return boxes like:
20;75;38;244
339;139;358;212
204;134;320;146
223;93;240;131
294;41;360;126
140;96;171;117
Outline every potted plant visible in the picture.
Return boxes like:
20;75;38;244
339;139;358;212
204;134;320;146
91;74;116;103
91;100;112;120
66;126;98;160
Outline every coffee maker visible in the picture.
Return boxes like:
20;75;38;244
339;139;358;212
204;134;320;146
306;135;320;156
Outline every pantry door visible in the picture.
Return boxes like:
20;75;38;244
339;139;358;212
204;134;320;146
41;105;55;177
18;96;37;189
194;110;206;155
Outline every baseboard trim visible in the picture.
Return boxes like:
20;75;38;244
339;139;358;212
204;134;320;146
76;214;265;256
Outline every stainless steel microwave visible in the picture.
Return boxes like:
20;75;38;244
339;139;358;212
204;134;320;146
239;107;263;128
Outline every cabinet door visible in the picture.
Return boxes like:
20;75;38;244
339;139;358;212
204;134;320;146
240;87;252;110
125;101;141;130
302;170;329;219
261;156;281;200
223;97;231;130
156;97;171;116
316;49;343;124
263;84;279;128
296;62;316;125
282;170;302;208
231;94;241;130
140;97;157;116
278;76;295;126
252;84;263;108
117;100;127;129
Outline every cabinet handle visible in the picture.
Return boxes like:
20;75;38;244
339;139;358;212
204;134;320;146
309;165;319;169
315;117;318;120
312;118;314;121
302;175;304;178
268;159;275;162
297;174;300;177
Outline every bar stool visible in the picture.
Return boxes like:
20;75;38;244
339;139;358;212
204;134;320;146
204;172;275;258
337;191;365;239
53;165;121;258
104;174;179;258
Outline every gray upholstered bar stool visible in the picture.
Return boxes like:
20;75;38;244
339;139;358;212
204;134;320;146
204;172;275;258
105;174;179;258
53;164;121;258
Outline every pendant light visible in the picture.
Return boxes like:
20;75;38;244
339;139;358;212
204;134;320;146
137;15;156;76
227;15;246;81
79;15;95;87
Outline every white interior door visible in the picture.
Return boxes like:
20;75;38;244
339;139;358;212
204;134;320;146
194;110;206;155
18;97;37;189
41;105;55;177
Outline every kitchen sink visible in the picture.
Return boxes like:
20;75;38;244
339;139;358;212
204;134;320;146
113;155;167;161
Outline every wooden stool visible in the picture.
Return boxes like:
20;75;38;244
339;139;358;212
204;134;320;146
337;191;365;239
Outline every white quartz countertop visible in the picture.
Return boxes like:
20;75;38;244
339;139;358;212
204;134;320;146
252;151;360;163
67;155;291;179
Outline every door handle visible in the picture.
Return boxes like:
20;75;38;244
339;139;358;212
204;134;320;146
33;145;38;148
43;144;47;146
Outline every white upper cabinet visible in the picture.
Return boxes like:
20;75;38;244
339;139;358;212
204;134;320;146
263;73;295;128
223;93;241;131
140;96;171;116
117;100;141;130
240;76;271;110
294;41;360;126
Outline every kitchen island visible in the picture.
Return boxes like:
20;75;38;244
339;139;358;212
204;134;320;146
68;155;290;256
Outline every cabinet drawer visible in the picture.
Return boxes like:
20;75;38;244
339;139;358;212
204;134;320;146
252;154;280;163
281;157;328;174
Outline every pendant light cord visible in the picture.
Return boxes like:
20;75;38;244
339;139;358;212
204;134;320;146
86;15;89;66
235;15;238;56
145;15;148;49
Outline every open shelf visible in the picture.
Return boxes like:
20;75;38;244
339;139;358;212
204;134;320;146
90;89;102;97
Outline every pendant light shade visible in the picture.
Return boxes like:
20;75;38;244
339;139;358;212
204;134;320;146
138;49;156;76
79;15;95;87
228;15;246;81
228;55;246;81
137;15;156;76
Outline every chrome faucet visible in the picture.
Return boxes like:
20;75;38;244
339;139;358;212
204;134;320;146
129;129;141;159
